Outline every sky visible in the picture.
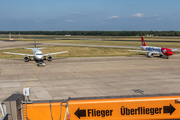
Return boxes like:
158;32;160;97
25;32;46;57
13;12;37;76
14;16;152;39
0;0;180;31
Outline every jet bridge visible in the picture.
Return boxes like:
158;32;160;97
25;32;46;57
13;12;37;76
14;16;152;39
1;93;180;120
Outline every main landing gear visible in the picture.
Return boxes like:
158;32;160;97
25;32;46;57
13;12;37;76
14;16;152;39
159;55;169;59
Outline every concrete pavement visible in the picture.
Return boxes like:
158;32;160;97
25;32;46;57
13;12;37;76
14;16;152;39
0;55;180;102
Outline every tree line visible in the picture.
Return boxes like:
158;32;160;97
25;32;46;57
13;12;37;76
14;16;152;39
0;31;180;36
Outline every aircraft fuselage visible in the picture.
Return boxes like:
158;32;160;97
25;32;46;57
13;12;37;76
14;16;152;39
141;46;173;56
32;48;43;61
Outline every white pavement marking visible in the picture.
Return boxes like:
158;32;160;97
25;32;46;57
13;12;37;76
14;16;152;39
0;82;20;88
19;79;39;81
0;79;38;82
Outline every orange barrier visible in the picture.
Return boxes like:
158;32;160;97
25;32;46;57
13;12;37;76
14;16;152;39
24;102;68;120
23;95;180;120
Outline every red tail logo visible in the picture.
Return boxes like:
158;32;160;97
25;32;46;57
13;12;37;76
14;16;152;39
141;36;146;46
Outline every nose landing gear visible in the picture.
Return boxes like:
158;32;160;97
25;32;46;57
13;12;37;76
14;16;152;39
37;60;45;67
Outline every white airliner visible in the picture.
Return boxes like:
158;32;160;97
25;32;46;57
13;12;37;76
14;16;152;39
3;40;68;62
129;36;177;59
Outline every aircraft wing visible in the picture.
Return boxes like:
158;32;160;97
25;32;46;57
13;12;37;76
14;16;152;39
3;52;34;56
129;50;148;52
43;51;68;56
129;50;159;54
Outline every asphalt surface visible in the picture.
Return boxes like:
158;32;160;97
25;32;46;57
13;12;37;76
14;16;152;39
0;41;43;50
1;41;180;51
0;41;141;50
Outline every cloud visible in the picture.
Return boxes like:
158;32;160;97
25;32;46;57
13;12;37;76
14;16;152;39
83;13;90;15
66;20;74;22
72;12;80;14
107;16;119;19
153;15;158;17
35;20;41;22
132;13;144;18
157;18;162;20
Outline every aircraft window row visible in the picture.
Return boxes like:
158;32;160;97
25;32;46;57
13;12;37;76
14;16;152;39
146;48;161;52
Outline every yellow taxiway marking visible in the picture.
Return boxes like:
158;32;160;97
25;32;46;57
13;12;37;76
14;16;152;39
21;67;41;93
25;67;41;88
168;59;180;67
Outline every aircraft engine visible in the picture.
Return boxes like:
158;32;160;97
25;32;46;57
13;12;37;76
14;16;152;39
24;56;29;62
148;53;153;57
48;55;52;61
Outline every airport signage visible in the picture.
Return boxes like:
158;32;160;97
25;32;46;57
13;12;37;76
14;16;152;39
69;96;180;120
120;104;175;116
74;104;176;119
74;108;113;119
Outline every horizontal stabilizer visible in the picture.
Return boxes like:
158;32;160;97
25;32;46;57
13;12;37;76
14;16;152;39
24;48;34;50
38;47;46;49
25;47;45;49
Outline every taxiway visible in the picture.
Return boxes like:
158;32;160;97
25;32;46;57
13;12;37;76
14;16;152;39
0;55;180;102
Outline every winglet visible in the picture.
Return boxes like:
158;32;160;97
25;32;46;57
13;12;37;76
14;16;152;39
141;36;146;46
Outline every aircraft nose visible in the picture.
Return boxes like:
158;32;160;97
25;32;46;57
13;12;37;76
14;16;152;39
39;55;43;59
36;55;43;60
168;52;173;55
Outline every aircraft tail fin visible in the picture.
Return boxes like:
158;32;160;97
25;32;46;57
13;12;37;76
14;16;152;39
34;38;36;48
141;36;146;46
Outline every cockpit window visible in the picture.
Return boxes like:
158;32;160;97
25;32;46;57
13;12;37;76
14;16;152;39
167;50;172;52
36;53;43;55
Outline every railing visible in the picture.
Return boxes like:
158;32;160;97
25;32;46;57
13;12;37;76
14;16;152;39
1;113;13;120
